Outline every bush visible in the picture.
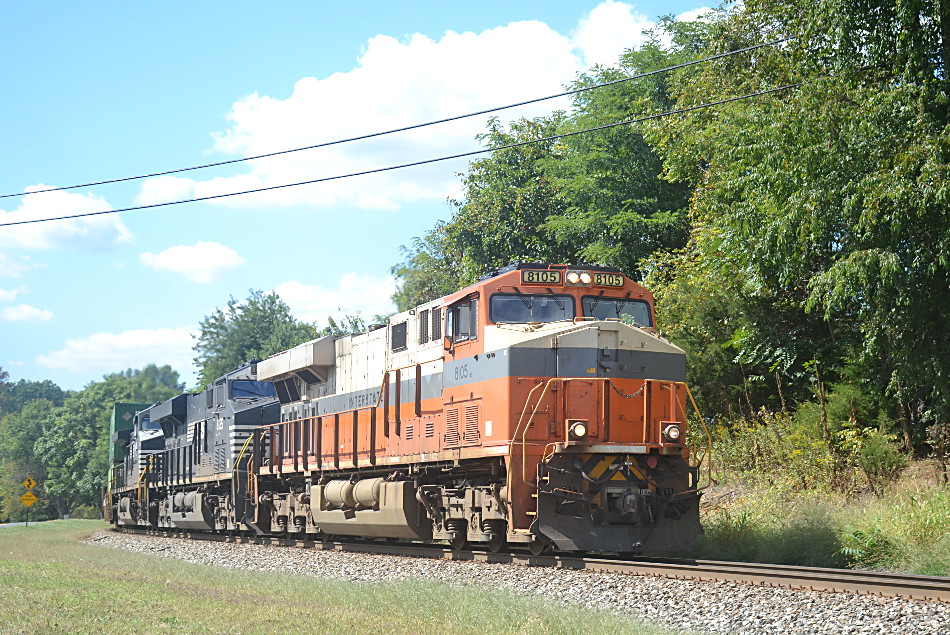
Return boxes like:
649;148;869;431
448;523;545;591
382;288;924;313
857;430;907;496
712;410;834;491
68;504;100;520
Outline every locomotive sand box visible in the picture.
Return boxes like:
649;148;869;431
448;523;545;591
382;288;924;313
107;263;710;554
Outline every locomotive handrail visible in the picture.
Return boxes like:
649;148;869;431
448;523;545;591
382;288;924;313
259;357;440;430
506;379;547;499
674;382;714;491
136;458;150;505
258;359;442;471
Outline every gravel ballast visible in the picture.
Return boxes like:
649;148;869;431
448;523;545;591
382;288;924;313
88;530;950;634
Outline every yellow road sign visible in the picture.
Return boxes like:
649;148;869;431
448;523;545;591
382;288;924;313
20;491;37;507
22;477;37;490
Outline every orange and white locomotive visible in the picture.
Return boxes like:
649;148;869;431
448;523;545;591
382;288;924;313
109;263;708;554
252;262;708;553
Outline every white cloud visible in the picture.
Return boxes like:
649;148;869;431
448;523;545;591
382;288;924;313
131;3;716;214
1;303;53;322
137;19;583;211
36;327;195;377
140;241;246;283
0;253;30;277
677;7;715;22
0;287;23;303
572;0;655;68
135;175;197;206
275;273;397;324
0;185;132;250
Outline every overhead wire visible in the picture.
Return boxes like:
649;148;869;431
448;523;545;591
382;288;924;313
0;38;790;201
0;82;800;228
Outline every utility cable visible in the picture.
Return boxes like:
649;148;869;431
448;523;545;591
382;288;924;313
0;82;800;228
0;38;790;200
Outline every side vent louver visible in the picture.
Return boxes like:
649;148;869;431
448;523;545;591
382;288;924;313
463;404;480;445
445;408;460;447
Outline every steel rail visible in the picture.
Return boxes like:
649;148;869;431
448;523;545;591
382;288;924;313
114;527;950;603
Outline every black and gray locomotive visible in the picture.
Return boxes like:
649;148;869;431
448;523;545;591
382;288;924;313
109;363;278;532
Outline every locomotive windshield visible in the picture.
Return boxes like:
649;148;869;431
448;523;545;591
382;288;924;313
582;295;653;327
490;293;576;324
230;380;277;400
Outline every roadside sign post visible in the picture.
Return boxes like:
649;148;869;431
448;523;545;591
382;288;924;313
21;477;38;527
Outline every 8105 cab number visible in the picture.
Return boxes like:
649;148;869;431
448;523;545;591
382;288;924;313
593;273;624;287
521;270;562;284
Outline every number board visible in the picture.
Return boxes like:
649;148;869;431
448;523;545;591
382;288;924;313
593;272;625;287
521;270;562;285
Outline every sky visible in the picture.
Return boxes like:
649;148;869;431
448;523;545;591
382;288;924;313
0;1;711;391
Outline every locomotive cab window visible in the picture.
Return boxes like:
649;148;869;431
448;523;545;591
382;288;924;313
582;295;653;327
230;380;277;400
445;297;478;343
490;293;575;324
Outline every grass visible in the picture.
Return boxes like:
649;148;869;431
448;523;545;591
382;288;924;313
696;463;950;575
0;520;674;634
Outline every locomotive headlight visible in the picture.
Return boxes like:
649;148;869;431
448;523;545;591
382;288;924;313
566;270;592;286
568;420;588;440
663;424;682;442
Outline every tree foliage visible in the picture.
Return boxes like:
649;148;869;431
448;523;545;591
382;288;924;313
193;290;318;387
0;365;183;521
0;378;67;417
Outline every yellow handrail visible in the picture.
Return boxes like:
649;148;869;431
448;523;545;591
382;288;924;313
673;382;714;491
136;457;150;504
505;380;546;501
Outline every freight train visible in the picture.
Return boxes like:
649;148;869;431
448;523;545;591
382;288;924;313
107;263;710;554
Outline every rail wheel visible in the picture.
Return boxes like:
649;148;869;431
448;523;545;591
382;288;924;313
447;519;468;550
487;533;506;553
529;537;550;556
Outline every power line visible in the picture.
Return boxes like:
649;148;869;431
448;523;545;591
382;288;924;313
0;38;789;201
0;82;799;229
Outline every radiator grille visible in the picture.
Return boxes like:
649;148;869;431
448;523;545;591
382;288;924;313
445;408;460;447
463;404;480;445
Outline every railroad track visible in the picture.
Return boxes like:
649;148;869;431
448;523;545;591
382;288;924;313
117;527;950;603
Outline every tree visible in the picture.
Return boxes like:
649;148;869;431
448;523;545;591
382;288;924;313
391;222;463;311
648;0;950;438
0;378;68;417
0;400;55;522
543;27;697;278
31;365;183;518
446;115;575;283
193;290;318;387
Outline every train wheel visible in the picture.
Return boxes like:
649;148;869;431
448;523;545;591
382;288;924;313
487;533;506;553
450;535;468;550
529;538;550;556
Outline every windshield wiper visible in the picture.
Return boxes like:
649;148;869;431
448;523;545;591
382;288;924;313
513;287;533;310
545;288;565;311
615;291;632;316
589;290;605;312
